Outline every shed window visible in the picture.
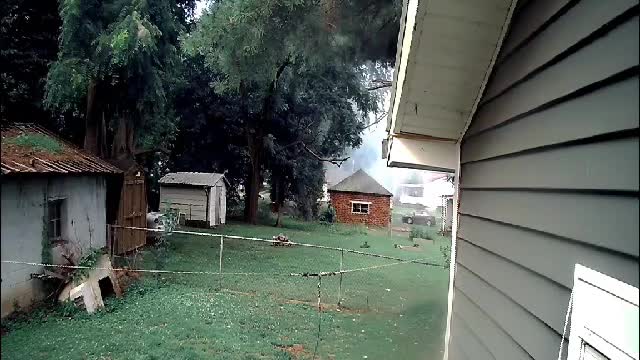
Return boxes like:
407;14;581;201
351;201;370;214
47;199;64;240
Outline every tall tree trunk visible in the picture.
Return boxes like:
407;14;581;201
84;81;100;156
84;81;108;158
111;114;135;162
242;59;290;224
272;172;287;227
244;130;262;224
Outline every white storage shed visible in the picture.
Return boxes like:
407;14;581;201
159;172;228;227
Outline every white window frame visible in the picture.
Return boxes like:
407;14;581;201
567;264;639;360
350;201;371;215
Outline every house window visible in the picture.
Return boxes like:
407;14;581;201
47;199;64;240
351;201;370;214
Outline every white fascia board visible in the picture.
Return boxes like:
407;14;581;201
387;136;457;173
387;0;420;134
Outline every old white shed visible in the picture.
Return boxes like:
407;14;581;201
159;172;227;227
1;123;121;317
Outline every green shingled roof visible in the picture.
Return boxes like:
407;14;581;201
328;169;393;196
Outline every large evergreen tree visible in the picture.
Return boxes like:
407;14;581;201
44;0;189;161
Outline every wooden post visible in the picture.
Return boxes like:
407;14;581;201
106;224;113;262
338;249;344;307
218;235;224;290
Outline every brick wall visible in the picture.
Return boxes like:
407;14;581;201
328;191;391;227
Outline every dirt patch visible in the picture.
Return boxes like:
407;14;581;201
414;238;435;246
114;269;142;291
282;299;370;314
392;226;411;233
274;344;308;359
223;289;257;297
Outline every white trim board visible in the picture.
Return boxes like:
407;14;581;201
567;264;639;360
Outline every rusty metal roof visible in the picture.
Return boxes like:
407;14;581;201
160;172;226;187
1;123;121;175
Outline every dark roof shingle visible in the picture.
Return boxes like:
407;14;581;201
328;169;393;196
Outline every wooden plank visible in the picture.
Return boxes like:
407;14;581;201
454;266;563;360
467;17;639;136
460;137;640;191
452;289;533;360
486;0;636;99
457;238;571;334
450;314;496;360
458;214;640;289
459;190;639;256
461;76;640;162
498;0;573;60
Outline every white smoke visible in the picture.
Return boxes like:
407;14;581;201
326;89;453;204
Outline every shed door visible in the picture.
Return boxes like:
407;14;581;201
116;170;147;254
218;184;226;224
215;185;222;225
208;186;216;227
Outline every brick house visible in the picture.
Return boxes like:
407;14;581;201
328;169;393;227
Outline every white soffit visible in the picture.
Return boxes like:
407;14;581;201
387;0;515;142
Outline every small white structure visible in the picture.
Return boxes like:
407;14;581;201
1;123;121;317
398;175;454;209
159;172;228;227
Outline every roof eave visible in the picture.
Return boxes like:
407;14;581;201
385;0;518;171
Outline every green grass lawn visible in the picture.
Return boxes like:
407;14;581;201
1;219;450;360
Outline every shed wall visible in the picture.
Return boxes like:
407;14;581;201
1;175;107;317
159;185;208;222
447;1;639;358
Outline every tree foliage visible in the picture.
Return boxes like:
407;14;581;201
3;0;400;224
45;0;188;158
1;0;61;125
186;0;393;223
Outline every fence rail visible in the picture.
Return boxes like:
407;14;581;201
3;225;445;359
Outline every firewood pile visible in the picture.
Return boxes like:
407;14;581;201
271;233;293;246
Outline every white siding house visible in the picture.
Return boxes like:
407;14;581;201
159;172;227;227
385;1;639;359
1;124;121;317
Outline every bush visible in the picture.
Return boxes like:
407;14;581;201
318;205;337;223
409;227;433;241
440;244;451;268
